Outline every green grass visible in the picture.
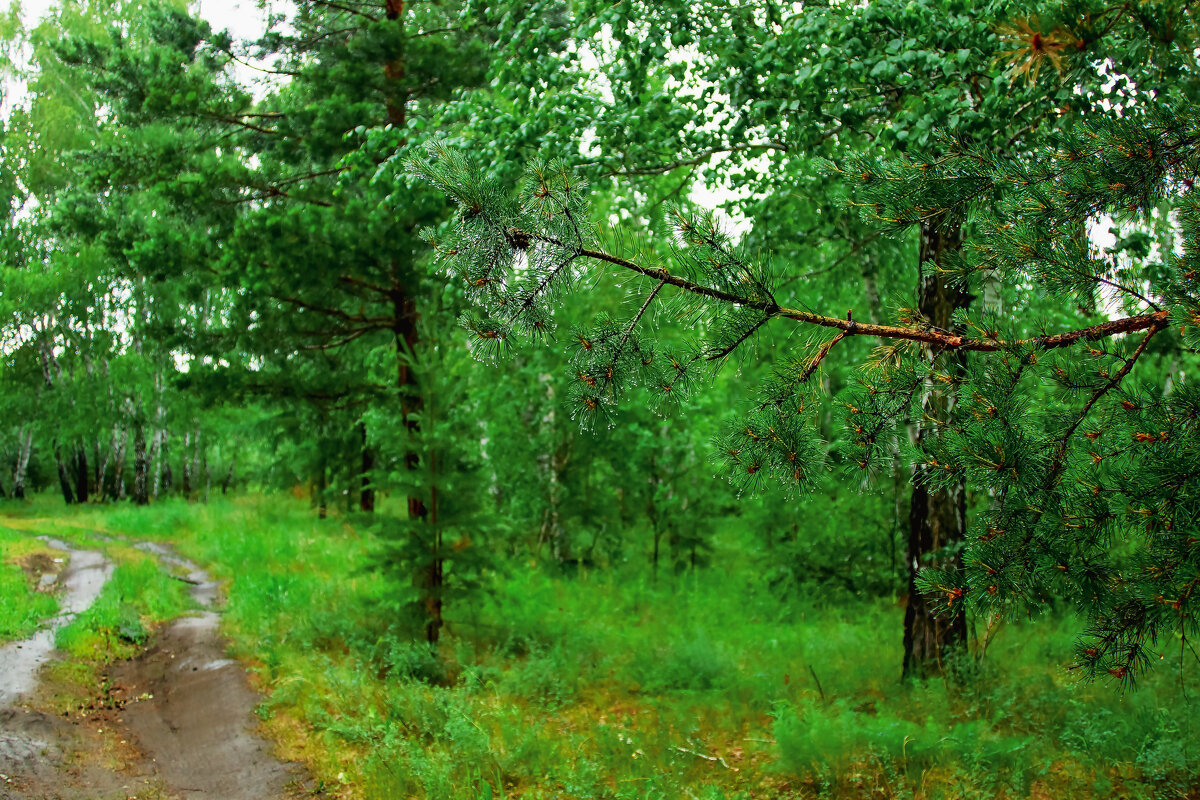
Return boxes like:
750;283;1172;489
0;517;59;641
55;553;191;661
16;493;1200;800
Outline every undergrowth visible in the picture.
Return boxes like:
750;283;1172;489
5;493;1200;799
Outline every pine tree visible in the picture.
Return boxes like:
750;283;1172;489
409;85;1200;679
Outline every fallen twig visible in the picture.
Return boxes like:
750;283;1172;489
673;746;738;771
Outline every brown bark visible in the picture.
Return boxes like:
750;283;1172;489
381;0;440;646
535;233;1167;352
393;289;441;644
902;222;969;680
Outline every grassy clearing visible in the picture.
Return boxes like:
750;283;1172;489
9;494;1200;799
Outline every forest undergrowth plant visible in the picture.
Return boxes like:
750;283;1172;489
409;91;1200;683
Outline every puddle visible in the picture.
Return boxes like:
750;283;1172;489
0;540;114;707
113;543;306;798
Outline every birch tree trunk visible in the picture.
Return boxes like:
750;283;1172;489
133;426;149;505
181;430;192;496
114;426;129;500
191;425;201;500
161;429;173;496
12;428;33;500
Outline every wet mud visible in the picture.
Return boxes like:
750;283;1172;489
0;539;114;706
111;544;306;799
0;538;313;800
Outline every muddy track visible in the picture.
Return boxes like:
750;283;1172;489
111;543;307;799
0;537;314;800
0;538;113;707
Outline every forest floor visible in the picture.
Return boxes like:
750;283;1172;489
3;496;1200;800
0;522;314;800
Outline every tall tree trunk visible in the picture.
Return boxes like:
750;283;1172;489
162;439;173;496
359;423;375;512
222;448;237;495
181;431;192;497
113;427;129;500
380;0;440;645
902;222;969;680
133;426;149;505
54;444;75;505
153;429;166;499
203;455;210;505
12;427;33;500
94;439;106;501
394;290;441;645
191;425;201;500
73;447;89;504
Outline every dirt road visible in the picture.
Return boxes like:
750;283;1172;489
0;538;314;800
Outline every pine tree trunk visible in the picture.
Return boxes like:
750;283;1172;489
203;455;210;504
133;426;149;506
395;291;441;645
359;423;375;512
162;446;173;496
12;427;32;500
902;222;969;680
381;0;440;645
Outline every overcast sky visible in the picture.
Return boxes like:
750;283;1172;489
9;0;267;41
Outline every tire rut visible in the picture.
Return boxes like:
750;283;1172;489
110;542;310;799
0;535;314;800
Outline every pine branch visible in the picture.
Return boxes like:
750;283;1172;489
1056;321;1166;452
525;229;1172;354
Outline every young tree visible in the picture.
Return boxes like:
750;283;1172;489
410;81;1200;682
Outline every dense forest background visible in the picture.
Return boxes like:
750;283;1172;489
2;0;1200;797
